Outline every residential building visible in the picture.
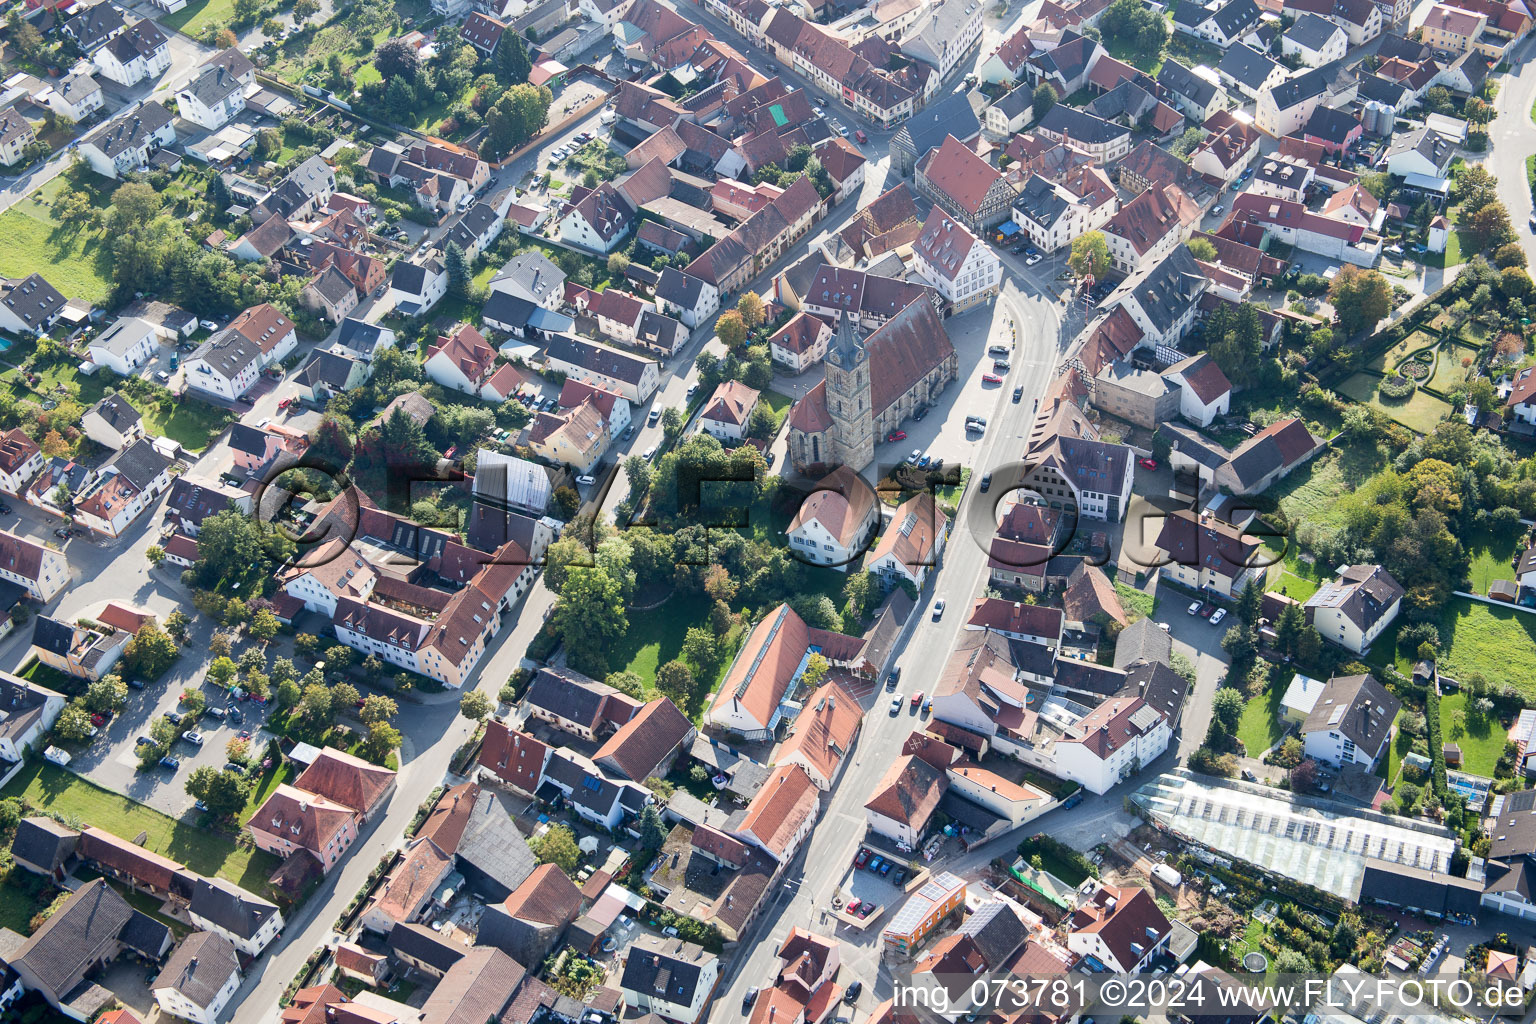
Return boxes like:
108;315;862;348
698;380;760;442
1102;186;1201;274
175;62;246;130
865;755;947;848
152;932;241;1024
1383;126;1457;177
883;872;965;954
619;935;720;1024
1010;168;1119;253
785;465;879;571
0;673;67;764
1067;883;1172;970
0;273;66;337
915;134;1017;234
0;529;69;601
87;316;159;376
44;73;105;123
388;253;448;317
1152;509;1261;598
228;302;298;365
543;334;661;404
1173;0;1261;46
1162;352;1233;426
866;492;947;590
247;748;395;873
425;323;524;404
95;19;171;87
769;312;833;372
1304;564;1404;654
185;328;261;401
560;182;635;252
527;396;611;473
1300;673;1401;769
1034;104;1132;164
1282;12;1348;64
1256;67;1331;137
593;696;695;781
1420;2;1486;51
0;428;42;496
1020;430;1135;522
654;267;718;328
708;602;865;739
735;762;820;863
911;208;1001;313
1111;245;1209;346
185;877;282;957
0;106;35;168
1216;43;1287;99
1157;60;1229;121
30;616;129;681
1055;696;1170;793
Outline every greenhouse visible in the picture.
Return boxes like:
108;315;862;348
1131;771;1458;900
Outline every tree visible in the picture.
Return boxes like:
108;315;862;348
496;29;533;84
1221;623;1256;662
1465;377;1498;415
295;633;322;660
656;659;695;709
801;653;829;689
363;721;402;761
186;766;248;817
1290;758;1319;793
1328;265;1392;336
1032;82;1057;120
1099;0;1167;54
1187;238;1218;262
145;544;166;568
332;682;361;710
7;11;44;60
127;622;179;677
682;626;722;677
607;252;630;277
360;695;398;725
297;683;335;731
715;310;748;348
164;610;190;643
84;676;128;715
374;38;421;82
1069;231;1110;281
208;656;238;688
460;690;493;721
737;292;766;329
181;690;207;717
248;609;280;644
550;569;628;676
483;83;552;160
226;735;252;765
56;702;94;742
444;242;470;299
1494;242;1528;269
276;678;302;710
747;403;778;440
532;823;581;872
638;804;668;850
292;0;319;22
1501;266;1533;300
1468;201;1514;251
1170;126;1205;159
1211;688;1244;736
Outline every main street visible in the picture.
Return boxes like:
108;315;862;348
1488;30;1536;268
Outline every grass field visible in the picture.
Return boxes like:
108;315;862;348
1439;691;1506;777
1379;724;1412;783
1372;598;1536;698
1365;331;1436;374
0;870;50;935
1268;568;1320;601
608;590;741;700
1;762;282;901
1115;581;1155;621
1270;438;1387;536
1338;373;1453;434
0;197;113;305
1428;343;1481;392
1237;685;1288;758
761;390;791;435
160;0;236;36
1465;527;1521;597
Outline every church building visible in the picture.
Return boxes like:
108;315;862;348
786;300;958;473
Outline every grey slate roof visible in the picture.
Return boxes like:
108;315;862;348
544;334;656;386
1300;673;1400;754
389;921;467;973
335;317;390;358
1128;245;1207;336
655;266;709;308
191;327;261;381
188;877;280;941
492;251;565;305
1285;12;1344;50
14;879;132;998
10;816;78;875
1037;104;1128;146
1218;43;1281;90
1112;617;1173;670
1;274;66;332
456;788;536;895
892;90;981;163
1268;66;1331;111
180;63;243;107
1158;59;1219;108
64;2;127;50
1205;0;1260;38
620;934;714;1007
30;616;74;658
153;931;239;1008
296;349;361;390
107;437;170;490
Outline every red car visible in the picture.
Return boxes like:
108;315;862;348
886;430;907;442
982;373;1004;385
854;849;870;869
90;713;106;727
1138;457;1159;470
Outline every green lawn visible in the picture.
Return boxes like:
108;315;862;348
1115;581;1155;621
607;591;743;718
1337;373;1453;434
760;390;791;435
0;871;50;935
1427;343;1481;392
0;197;113;305
160;0;237;35
1268;568;1319;602
1365;331;1436;374
1379;723;1412;783
1440;690;1507;776
1465;527;1521;597
1372;598;1536;699
1237;685;1288;758
242;759;293;818
2;762;283;902
1269;438;1387;536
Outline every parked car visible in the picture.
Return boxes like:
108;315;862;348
136;735;153;747
643;445;657;460
907;448;921;464
910;690;923;709
892;869;906;885
1187;600;1202;615
932;599;946;620
205;707;226;720
160;756;181;770
127;678;145;690
184;731;205;746
846;981;863;1002
855;129;867;143
1210;608;1227;625
647;408;661;425
165;711;181;725
982;373;1003;384
887;667;901;688
90;713;106;727
1025;254;1043;266
225;762;246;775
1138;457;1158;470
744;990;759;1014
879;861;892;876
886;430;907;442
889;696;902;714
868;855;884;873
576;474;596;486
855;848;870;868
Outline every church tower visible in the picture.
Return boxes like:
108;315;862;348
824;311;874;471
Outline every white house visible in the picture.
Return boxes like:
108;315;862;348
152;932;242;1024
1255;67;1330;137
864;755;946;849
558;182;634;253
866;492;947;590
785;475;878;572
1303;564;1404;654
388;253;448;317
769;312;832;372
0;674;66;763
1299;673;1401;770
44;72;105;123
78;101;176;179
1010;170;1119;253
1281;13;1348;66
543;335;660;404
1152;509;1261;598
72;438;174;539
0;530;69;602
488;250;566;311
1162;353;1232;427
186;877;284;957
910;209;1000;314
0;429;42;497
175;62;246;130
619;935;719;1024
1053;697;1170;794
1067;883;1172;972
654;267;718;328
1102;185;1201;276
82;394;145;450
184;329;262;401
697;380;759;442
94;21;171;87
87;316;159;376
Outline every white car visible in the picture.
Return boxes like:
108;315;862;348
184;731;205;746
1025;254;1043;266
932;599;946;620
1210;608;1227;626
643;445;657;460
1187;600;1202;615
890;696;903;714
576;474;596;486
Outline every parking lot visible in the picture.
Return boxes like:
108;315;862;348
833;845;925;927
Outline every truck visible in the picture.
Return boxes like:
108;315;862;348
1152;864;1182;888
